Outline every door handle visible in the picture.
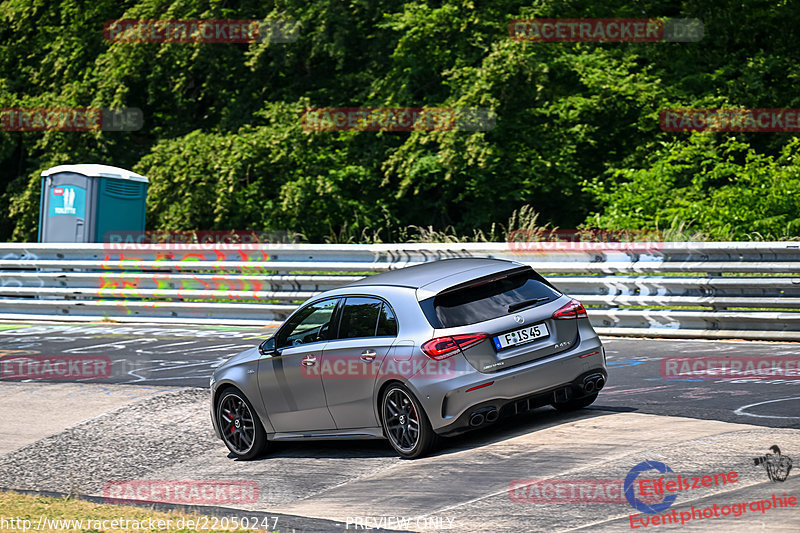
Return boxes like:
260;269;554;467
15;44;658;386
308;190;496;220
360;350;377;362
301;355;316;367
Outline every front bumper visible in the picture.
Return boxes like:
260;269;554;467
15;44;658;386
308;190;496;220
210;381;222;440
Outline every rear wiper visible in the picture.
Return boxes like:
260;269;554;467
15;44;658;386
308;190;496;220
508;297;550;313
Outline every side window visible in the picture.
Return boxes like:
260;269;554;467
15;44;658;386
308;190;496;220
376;302;398;337
276;299;339;349
339;297;382;339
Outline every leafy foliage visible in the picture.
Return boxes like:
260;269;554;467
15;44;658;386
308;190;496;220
588;136;800;239
1;0;799;242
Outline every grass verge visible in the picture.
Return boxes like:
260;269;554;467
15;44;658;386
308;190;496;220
0;491;264;532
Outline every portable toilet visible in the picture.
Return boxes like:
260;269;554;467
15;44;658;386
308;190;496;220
38;164;148;243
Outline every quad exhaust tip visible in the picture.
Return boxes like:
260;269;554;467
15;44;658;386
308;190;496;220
469;407;499;427
469;413;485;426
583;374;605;393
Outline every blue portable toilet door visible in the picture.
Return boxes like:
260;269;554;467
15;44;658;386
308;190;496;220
40;173;94;242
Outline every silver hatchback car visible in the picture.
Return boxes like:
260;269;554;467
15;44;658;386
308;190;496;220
210;258;606;459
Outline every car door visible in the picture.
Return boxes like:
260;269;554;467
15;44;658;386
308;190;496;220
320;297;398;429
257;298;341;433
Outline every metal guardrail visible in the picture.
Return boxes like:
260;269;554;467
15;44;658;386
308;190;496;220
1;241;799;339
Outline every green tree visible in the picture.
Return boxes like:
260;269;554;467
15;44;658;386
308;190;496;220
2;0;800;242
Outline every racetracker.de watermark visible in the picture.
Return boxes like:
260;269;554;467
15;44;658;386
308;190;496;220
103;480;259;505
301;356;456;380
104;19;298;43
661;357;800;380
660;108;800;132
1;515;279;532
508;229;664;252
301;107;496;132
0;355;111;380
509;18;703;42
102;230;296;250
0;107;142;131
509;479;642;503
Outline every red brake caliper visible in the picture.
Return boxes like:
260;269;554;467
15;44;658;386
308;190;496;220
223;410;235;433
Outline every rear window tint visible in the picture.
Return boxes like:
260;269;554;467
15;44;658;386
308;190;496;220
339;297;382;339
432;270;561;328
376;303;398;336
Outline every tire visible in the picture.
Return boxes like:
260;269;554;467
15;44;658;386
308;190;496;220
552;392;599;412
216;388;268;460
381;384;438;459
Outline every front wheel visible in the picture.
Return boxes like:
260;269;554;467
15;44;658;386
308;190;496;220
381;384;437;459
217;389;267;460
552;392;599;412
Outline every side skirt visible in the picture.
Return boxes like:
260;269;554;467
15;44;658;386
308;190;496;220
269;427;384;441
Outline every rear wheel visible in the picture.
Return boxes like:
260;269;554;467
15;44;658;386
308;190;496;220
552;392;598;412
381;384;437;459
217;388;267;460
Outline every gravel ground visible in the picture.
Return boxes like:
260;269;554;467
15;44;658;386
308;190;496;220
3;385;799;533
0;388;214;496
0;386;401;508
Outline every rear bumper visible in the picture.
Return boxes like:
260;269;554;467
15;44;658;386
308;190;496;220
434;367;607;437
409;335;606;434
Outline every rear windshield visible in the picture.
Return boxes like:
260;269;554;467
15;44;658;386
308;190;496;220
430;269;561;328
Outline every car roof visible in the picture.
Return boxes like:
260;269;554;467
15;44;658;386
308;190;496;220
345;258;525;291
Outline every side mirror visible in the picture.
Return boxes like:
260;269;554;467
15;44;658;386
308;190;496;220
258;336;277;356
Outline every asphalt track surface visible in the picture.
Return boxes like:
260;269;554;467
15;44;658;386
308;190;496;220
1;323;798;427
1;322;799;532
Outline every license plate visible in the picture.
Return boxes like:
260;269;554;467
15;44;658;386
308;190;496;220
493;323;550;350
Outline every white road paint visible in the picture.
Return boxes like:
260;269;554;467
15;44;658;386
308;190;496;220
733;396;800;419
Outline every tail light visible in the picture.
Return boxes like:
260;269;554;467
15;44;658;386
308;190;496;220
552;299;588;320
421;333;489;360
